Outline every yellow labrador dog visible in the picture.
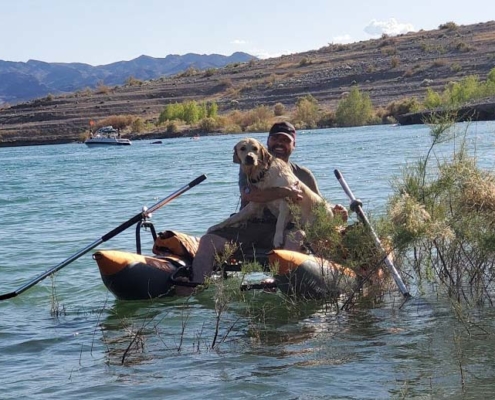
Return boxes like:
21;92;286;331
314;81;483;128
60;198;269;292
207;138;334;247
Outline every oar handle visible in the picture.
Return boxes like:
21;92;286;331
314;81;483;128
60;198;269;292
145;174;206;216
102;174;207;242
334;169;357;202
334;169;410;298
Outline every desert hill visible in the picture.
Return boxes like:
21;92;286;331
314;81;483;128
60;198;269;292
1;20;494;146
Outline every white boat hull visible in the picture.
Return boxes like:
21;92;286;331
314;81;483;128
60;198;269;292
85;138;131;146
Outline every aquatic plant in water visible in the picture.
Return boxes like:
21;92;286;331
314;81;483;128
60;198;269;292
385;114;495;309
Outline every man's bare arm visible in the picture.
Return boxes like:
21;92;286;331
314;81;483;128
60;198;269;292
240;184;303;205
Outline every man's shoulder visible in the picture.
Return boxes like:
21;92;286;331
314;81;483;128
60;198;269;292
289;162;313;176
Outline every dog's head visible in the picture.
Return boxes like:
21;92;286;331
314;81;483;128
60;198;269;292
233;138;272;167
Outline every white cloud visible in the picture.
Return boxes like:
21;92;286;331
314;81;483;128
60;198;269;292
364;18;415;37
332;34;353;44
249;48;291;59
231;39;248;45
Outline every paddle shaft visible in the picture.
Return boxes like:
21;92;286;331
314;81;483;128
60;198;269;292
334;169;410;297
0;174;207;301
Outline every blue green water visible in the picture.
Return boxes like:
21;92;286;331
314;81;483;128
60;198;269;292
1;122;495;399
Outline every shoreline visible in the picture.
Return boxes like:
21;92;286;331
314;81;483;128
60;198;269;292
2;101;495;148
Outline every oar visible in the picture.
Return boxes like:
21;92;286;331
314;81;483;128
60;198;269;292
0;174;207;301
334;169;410;298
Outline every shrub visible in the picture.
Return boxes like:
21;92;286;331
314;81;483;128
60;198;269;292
384;118;495;308
390;56;400;68
386;97;422;119
98;115;133;130
159;102;183;124
298;57;311;67
207;101;218;118
204;68;217;77
273;102;285;116
125;76;143;86
432;59;448;68
439;21;458;30
219;78;233;89
317;111;336;128
381;47;396;56
198;117;217;133
423;88;443;109
159;100;215;125
487;67;495;83
293;96;319;128
178;66;198;77
95;81;111;94
454;41;473;53
131;118;145;133
166;121;179;134
223;124;243;133
450;63;462;73
239;106;273;131
245;120;272;133
335;87;373;127
182;101;200;124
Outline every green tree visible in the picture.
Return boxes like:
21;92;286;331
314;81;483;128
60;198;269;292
445;75;480;105
198;101;208;120
207;101;218;118
335;87;373;127
293;96;319;128
159;102;184;124
423;88;443;109
487;67;495;84
183;101;199;124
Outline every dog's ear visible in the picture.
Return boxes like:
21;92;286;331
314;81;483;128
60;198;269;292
260;144;273;165
233;145;241;164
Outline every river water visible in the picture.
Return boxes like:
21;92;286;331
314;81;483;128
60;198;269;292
1;122;495;399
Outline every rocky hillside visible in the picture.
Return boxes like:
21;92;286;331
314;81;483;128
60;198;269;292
1;20;494;146
0;52;256;104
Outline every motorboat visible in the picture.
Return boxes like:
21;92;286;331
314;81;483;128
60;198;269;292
85;126;131;146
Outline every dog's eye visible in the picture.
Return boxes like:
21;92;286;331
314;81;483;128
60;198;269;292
252;147;258;152
240;146;246;151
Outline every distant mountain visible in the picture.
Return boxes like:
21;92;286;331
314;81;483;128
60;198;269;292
0;52;256;104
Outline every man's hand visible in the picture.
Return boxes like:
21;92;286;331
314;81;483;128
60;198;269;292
332;203;348;222
285;181;303;202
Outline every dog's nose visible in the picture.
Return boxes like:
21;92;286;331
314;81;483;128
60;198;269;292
245;154;255;165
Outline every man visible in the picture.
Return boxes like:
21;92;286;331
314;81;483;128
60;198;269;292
187;121;347;287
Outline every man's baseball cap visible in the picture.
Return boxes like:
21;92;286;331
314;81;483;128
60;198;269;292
268;121;296;143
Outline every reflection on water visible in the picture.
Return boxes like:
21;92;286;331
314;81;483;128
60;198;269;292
2;123;495;399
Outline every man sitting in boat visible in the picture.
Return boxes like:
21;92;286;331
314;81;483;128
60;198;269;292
182;122;348;292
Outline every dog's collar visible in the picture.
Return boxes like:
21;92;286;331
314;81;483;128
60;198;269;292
248;159;272;184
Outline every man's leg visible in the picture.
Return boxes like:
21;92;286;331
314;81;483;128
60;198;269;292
191;233;230;283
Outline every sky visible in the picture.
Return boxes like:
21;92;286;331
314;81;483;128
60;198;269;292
1;0;492;66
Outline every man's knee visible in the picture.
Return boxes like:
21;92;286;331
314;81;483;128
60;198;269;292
198;233;229;252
